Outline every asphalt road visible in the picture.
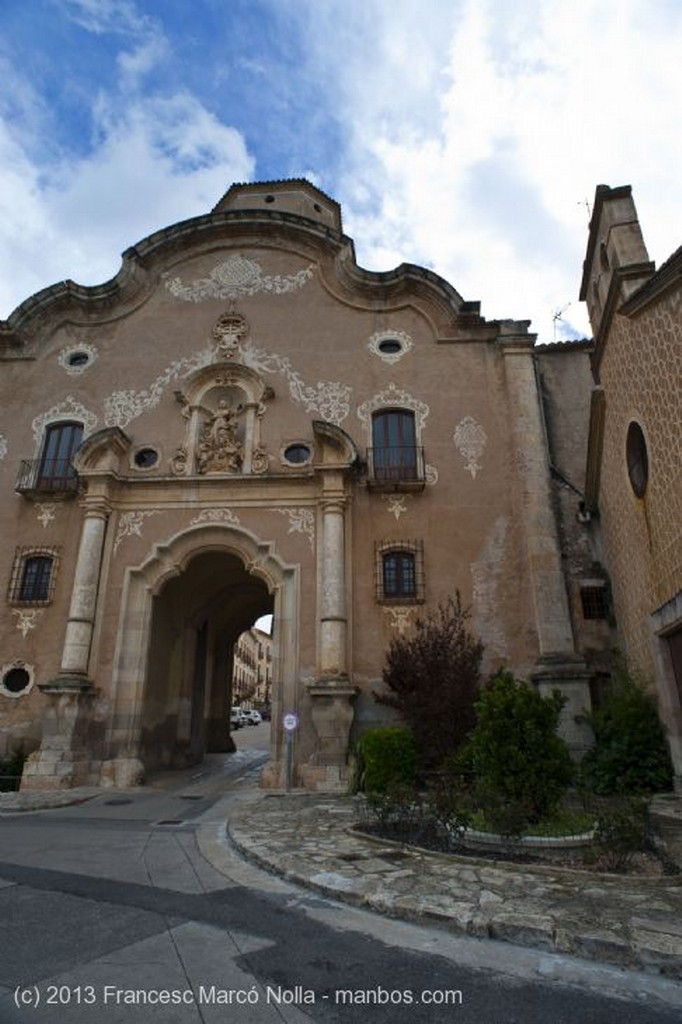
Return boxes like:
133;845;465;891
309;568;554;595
0;744;679;1024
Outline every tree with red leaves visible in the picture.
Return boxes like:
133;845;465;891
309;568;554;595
375;594;483;769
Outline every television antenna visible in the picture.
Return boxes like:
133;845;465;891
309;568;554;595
552;302;572;342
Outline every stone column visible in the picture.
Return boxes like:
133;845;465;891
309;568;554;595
500;326;593;756
302;483;358;792
319;496;348;678
60;502;110;678
21;501;110;791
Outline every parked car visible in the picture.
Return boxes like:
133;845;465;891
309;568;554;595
247;710;262;725
230;707;243;730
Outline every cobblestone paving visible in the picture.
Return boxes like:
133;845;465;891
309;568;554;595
228;792;682;979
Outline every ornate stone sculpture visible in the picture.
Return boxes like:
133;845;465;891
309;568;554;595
197;398;245;474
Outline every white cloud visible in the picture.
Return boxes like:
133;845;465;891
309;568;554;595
296;0;682;341
59;0;153;36
0;1;254;318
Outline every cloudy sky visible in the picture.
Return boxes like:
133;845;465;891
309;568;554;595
1;0;680;343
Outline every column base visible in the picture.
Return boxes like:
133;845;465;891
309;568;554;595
305;677;358;791
20;676;101;791
531;653;594;759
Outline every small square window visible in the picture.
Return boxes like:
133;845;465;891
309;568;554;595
580;585;608;620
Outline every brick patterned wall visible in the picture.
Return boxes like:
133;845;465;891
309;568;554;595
599;287;682;679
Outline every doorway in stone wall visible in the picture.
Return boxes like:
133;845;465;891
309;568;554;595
110;522;300;787
141;549;272;771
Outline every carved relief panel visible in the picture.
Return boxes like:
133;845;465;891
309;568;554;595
170;355;272;477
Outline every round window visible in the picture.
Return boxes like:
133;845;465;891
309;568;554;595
284;443;312;465
134;447;159;469
378;338;403;355
626;421;648;498
67;351;90;368
2;667;31;695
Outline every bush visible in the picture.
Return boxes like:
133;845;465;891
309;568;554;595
355;726;417;794
0;747;26;793
374;595;483;769
581;657;673;795
589;799;651;873
465;671;574;828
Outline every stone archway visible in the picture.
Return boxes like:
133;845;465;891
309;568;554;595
141;549;272;771
105;523;299;787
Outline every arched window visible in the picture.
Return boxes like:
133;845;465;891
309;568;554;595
38;421;83;490
370;410;422;485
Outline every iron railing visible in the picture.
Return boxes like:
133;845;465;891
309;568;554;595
16;459;80;496
366;446;426;490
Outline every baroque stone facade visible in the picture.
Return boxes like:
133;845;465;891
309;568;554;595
0;178;617;792
582;184;682;788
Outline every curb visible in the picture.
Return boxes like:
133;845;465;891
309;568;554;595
227;795;682;979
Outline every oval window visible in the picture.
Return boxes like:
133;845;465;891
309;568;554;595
284;444;311;465
626;422;648;498
378;338;403;355
67;351;90;368
134;448;159;469
2;667;31;695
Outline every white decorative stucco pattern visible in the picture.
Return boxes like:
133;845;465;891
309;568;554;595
164;255;315;302
241;343;351;424
104;338;351;429
114;511;162;552
0;435;7;460
384;607;414;634
13;610;42;638
382;495;410;520
190;508;241;526
357;383;429;433
58;343;98;375
36;503;57;529
32;397;98;445
104;346;214;428
368;329;414;364
454;416;487;478
275;508;316;550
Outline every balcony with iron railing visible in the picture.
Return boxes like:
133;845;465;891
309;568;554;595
15;459;80;498
366;445;426;492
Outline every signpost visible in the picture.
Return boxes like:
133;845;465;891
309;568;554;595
282;711;299;792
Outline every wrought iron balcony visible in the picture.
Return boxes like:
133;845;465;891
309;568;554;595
16;459;80;498
366;446;426;492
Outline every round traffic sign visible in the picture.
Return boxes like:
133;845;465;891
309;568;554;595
282;711;299;732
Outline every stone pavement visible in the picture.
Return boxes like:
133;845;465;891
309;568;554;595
3;767;682;982
227;789;682;980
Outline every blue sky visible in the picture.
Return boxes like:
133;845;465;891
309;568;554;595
1;0;680;342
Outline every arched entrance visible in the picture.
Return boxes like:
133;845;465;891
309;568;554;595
142;550;272;770
107;523;299;785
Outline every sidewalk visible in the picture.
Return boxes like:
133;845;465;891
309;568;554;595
3;767;681;980
227;789;682;979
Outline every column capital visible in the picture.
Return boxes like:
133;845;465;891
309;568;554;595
80;498;111;520
320;495;347;515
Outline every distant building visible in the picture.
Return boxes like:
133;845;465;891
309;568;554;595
0;178;647;793
581;184;681;789
233;625;272;709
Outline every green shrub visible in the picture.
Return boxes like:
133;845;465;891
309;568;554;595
589;798;651;873
0;747;27;793
581;657;673;795
465;671;574;827
355;726;417;794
